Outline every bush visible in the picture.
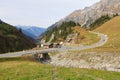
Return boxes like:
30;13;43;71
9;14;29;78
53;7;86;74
90;15;111;30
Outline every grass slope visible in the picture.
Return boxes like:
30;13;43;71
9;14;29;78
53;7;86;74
0;57;120;80
72;26;100;45
0;21;35;53
82;16;120;52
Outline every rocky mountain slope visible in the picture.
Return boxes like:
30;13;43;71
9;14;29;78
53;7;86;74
48;0;120;29
65;0;120;28
39;0;120;42
0;20;36;54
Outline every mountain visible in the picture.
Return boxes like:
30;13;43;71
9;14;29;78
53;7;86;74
47;0;120;30
65;0;120;28
16;26;46;40
0;20;36;54
39;0;120;42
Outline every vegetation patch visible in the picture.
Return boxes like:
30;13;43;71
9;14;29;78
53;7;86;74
0;21;35;54
89;15;111;30
43;21;80;42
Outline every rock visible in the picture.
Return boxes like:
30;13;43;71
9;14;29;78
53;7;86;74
47;0;120;30
50;52;120;72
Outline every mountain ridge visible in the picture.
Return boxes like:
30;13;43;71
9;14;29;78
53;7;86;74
64;0;120;27
47;0;120;30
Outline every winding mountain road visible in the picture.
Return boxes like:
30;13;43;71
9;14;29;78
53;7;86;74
0;31;108;58
59;31;108;51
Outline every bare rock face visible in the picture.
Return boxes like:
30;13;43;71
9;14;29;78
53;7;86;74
50;52;120;72
64;0;120;28
49;0;120;29
39;0;120;40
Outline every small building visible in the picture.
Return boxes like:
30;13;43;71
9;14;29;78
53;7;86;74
37;42;63;49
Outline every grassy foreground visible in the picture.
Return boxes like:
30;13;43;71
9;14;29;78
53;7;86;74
0;57;120;80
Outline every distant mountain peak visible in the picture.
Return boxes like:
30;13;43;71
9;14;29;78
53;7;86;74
16;25;46;39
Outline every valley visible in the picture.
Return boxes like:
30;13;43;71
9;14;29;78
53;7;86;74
0;0;120;80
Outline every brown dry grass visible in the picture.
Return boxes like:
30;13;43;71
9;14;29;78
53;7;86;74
72;26;87;35
70;26;100;45
82;16;120;52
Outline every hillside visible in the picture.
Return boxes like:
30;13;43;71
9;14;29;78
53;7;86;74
41;21;99;45
92;16;120;52
89;15;111;30
0;21;36;54
80;16;120;52
49;16;120;72
41;21;79;43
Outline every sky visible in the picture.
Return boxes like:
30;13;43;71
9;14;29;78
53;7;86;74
0;0;100;28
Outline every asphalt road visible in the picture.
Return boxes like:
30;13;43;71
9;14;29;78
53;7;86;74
0;31;108;58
